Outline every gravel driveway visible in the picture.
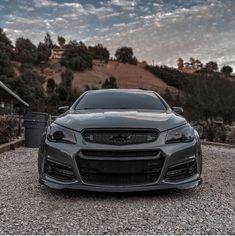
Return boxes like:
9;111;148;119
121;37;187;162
0;145;234;234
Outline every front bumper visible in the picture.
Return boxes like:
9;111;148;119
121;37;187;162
38;131;202;192
39;176;202;192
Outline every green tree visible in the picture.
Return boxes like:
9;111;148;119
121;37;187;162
115;46;138;64
101;76;118;89
61;69;74;88
47;78;56;93
57;36;66;48
189;57;196;69
0;53;15;78
3;67;45;111
161;88;174;106
61;41;92;71
44;32;53;48
221;65;233;76
205;61;218;72
37;42;51;62
177;58;184;71
56;84;68;101
88;44;109;61
15;37;38;64
184;75;235;123
0;28;14;59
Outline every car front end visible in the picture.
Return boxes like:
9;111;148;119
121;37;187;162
38;89;202;192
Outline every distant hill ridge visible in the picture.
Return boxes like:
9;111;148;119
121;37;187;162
27;59;176;93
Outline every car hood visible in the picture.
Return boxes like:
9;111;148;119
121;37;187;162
54;110;186;132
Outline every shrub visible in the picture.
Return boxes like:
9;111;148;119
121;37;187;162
0;53;15;78
61;69;74;88
0;117;18;144
147;64;235;124
61;41;93;71
47;78;56;93
227;129;235;144
0;28;15;59
56;84;68;101
37;42;51;63
221;65;233;76
101;76;118;89
15;37;38;64
84;85;99;91
115;46;138;64
88;44;109;61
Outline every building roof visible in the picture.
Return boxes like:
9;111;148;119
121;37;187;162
0;81;29;107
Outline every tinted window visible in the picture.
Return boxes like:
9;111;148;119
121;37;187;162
75;91;166;110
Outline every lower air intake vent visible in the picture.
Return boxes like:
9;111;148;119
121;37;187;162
76;150;164;186
165;159;197;181
45;160;75;181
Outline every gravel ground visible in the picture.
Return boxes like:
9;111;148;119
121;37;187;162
0;145;234;235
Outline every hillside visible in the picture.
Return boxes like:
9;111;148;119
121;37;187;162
31;60;176;93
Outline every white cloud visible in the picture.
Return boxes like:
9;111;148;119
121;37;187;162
86;0;235;68
33;0;59;8
2;0;235;69
18;5;35;11
98;12;122;20
107;0;137;7
85;4;113;15
59;2;83;9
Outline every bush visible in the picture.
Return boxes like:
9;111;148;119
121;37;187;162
56;84;68;101
61;69;74;88
37;42;51;63
84;85;99;91
147;64;235;124
221;65;233;76
205;124;228;143
0;117;18;144
146;65;188;89
115;46;138;64
15;37;38;64
227;129;235;144
0;28;15;59
102;76;118;89
0;53;15;78
88;44;109;61
47;78;56;93
61;41;93;71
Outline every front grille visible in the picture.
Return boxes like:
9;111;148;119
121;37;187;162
82;129;158;145
76;150;164;186
81;150;159;158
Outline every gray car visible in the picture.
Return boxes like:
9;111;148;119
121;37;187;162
38;89;202;192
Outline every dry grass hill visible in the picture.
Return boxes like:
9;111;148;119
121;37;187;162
29;59;175;93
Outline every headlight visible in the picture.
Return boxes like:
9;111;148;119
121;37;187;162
165;124;194;144
47;123;76;144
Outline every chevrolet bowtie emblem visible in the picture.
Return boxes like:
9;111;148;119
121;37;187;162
109;135;131;142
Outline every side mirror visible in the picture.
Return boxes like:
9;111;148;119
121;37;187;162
57;106;69;114
172;106;184;115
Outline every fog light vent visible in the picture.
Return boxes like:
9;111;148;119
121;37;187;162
165;159;197;181
45;160;75;181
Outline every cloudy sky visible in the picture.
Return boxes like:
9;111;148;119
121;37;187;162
1;0;235;68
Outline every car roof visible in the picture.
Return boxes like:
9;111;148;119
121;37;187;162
85;89;157;95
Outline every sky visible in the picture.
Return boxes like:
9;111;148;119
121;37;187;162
1;0;235;69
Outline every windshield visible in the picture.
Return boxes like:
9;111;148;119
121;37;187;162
75;91;167;110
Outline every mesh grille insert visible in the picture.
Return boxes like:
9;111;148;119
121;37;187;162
82;129;158;145
77;150;164;186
